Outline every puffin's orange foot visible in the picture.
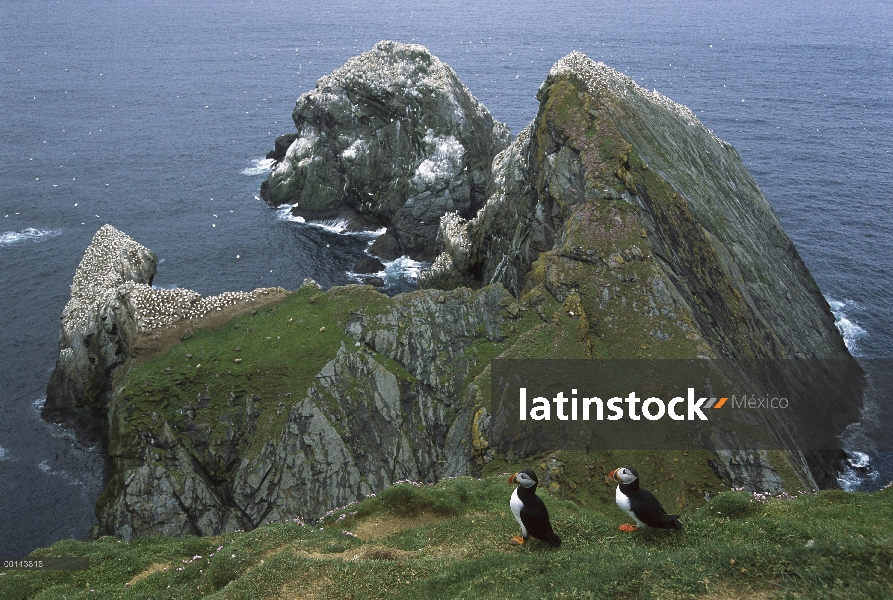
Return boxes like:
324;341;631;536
509;535;526;546
618;523;639;532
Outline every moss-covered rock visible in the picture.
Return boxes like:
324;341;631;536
423;51;862;489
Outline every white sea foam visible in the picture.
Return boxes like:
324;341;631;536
310;219;355;234
847;450;871;470
240;157;275;176
838;466;862;491
277;206;306;224
0;228;62;247
347;255;429;288
0;447;8;461
826;297;867;355
35;458;89;490
384;256;427;280
838;450;880;491
277;206;385;238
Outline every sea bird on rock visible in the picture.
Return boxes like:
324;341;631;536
508;470;562;547
609;466;682;531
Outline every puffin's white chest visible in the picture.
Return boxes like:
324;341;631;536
615;486;643;526
510;488;527;536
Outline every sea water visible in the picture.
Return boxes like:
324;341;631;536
1;0;890;557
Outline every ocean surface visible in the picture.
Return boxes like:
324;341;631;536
1;0;891;558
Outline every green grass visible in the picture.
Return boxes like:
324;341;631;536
4;476;891;599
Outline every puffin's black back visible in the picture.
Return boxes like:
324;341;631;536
619;469;682;530
516;470;562;547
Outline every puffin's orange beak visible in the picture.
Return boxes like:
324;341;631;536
609;468;619;481
508;473;518;484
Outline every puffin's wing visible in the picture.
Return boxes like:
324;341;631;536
520;496;562;547
632;489;681;529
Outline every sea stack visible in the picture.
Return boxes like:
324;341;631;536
260;40;512;261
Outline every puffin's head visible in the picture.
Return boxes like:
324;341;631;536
609;466;639;484
508;469;539;489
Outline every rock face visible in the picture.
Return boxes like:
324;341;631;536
260;40;512;261
421;52;861;488
95;280;512;539
43;225;158;446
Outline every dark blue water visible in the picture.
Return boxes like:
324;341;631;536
1;0;891;557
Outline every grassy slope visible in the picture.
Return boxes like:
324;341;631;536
2;476;891;599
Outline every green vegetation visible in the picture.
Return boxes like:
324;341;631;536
4;475;891;599
114;284;393;464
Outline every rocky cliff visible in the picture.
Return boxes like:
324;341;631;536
260;40;512;260
43;225;158;446
93;277;516;539
421;51;861;487
422;52;847;362
46;47;863;542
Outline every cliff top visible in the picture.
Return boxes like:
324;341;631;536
546;50;714;139
317;40;456;94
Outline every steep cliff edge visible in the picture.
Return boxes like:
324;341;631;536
260;40;511;260
421;52;861;487
423;51;847;361
94;278;516;539
43;225;158;446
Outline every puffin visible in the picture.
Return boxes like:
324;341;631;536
609;466;682;531
508;469;562;547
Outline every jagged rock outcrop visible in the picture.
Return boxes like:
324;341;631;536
421;52;862;488
43;225;158;446
260;40;512;260
44;225;288;448
423;52;847;357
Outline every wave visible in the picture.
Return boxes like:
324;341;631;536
838;450;881;491
347;255;429;288
36;458;92;491
383;256;427;281
276;205;386;238
240;157;275;176
0;447;8;461
826;297;867;356
0;228;62;247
